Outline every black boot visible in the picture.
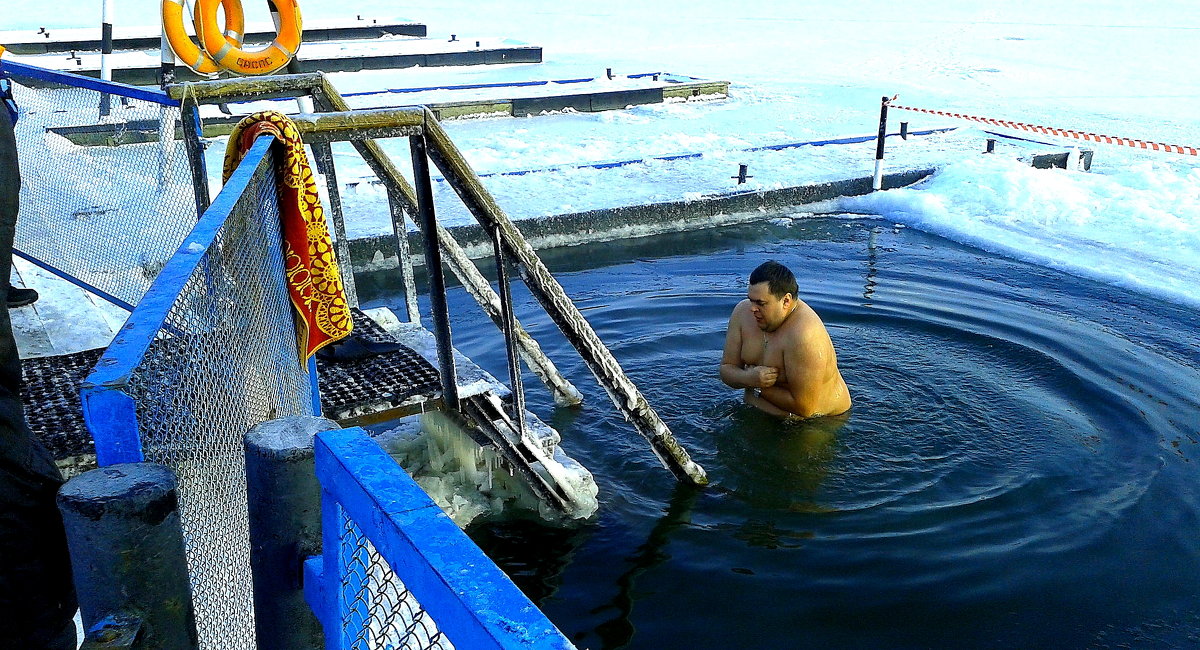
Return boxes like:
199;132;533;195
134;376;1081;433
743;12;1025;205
7;286;37;308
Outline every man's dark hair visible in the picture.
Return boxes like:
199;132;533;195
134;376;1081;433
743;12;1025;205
749;260;798;299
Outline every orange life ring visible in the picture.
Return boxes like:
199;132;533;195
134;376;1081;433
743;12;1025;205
196;0;302;76
161;0;245;75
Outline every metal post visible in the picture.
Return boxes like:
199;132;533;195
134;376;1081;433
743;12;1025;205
58;464;198;650
872;95;889;191
181;101;210;216
158;33;176;88
245;416;340;650
900;121;909;140
985;138;996;154
157;34;177;193
308;356;322;415
731;164;751;184
410;133;459;411
386;187;421;323
310;141;360;309
99;0;114;116
491;229;526;435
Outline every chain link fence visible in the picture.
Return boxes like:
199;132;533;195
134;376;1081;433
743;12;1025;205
83;139;315;649
311;428;574;650
3;62;198;308
340;512;453;650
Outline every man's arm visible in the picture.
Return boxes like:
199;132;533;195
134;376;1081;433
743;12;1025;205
719;304;777;389
743;388;793;417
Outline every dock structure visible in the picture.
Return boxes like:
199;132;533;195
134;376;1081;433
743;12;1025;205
7;33;543;86
0;23;732;646
43;72;730;146
0;18;427;55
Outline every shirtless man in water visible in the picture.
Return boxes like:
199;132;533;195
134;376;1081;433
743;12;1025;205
720;260;851;419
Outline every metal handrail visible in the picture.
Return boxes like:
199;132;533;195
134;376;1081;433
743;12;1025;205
166;73;708;486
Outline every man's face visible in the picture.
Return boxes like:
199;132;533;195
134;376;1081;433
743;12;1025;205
748;282;792;332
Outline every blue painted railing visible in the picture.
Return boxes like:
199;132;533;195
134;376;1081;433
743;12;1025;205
305;428;575;650
0;58;177;106
81;137;322;465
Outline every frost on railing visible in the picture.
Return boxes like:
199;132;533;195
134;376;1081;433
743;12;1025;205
307;428;576;650
82;138;318;650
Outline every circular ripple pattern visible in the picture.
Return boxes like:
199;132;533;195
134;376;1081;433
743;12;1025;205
426;217;1200;650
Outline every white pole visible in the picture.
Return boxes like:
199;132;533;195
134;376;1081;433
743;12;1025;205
100;0;114;82
158;25;177;190
99;0;114;116
872;96;889;191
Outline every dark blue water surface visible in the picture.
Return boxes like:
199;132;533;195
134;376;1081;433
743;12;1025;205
369;216;1200;649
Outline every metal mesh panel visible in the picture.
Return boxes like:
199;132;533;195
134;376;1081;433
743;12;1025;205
6;74;197;307
340;508;454;650
120;152;313;649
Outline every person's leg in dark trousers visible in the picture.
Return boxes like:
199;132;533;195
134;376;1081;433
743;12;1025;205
0;85;78;650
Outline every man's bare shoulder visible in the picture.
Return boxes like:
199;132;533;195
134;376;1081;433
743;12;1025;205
730;299;754;323
782;302;829;342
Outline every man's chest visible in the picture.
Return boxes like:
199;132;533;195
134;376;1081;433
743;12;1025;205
740;327;787;370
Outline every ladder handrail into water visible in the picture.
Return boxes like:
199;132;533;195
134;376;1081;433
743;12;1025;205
420;110;707;486
167;74;583;407
166;73;707;487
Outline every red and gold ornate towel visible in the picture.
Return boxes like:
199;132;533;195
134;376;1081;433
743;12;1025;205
222;110;351;362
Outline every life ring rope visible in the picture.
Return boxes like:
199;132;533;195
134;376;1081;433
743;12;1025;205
162;0;300;76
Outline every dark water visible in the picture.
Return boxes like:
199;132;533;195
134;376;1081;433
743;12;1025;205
367;216;1200;649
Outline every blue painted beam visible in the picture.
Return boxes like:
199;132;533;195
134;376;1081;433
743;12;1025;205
312;428;574;650
12;246;134;311
0;59;177;106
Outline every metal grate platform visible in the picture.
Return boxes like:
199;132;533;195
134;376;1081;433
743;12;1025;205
316;309;442;421
19;309;441;463
20;346;103;462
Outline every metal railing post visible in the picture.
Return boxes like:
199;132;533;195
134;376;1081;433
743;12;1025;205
872;95;889;191
410;132;459;410
387;187;421;323
491;227;526;435
181;100;210;217
309;141;360;309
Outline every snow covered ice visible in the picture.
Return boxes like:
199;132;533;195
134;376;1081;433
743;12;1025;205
7;0;1197;313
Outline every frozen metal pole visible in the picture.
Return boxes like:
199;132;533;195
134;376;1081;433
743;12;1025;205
58;463;198;649
245;416;340;650
157;31;176;191
872;95;889;191
410;132;460;411
99;0;114;116
158;32;175;87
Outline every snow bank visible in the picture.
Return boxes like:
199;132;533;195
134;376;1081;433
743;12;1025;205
841;154;1200;308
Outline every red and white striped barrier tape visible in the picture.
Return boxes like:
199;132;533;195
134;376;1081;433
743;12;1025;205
889;103;1198;156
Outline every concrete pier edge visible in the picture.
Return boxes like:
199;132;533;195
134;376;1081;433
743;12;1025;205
347;167;935;273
